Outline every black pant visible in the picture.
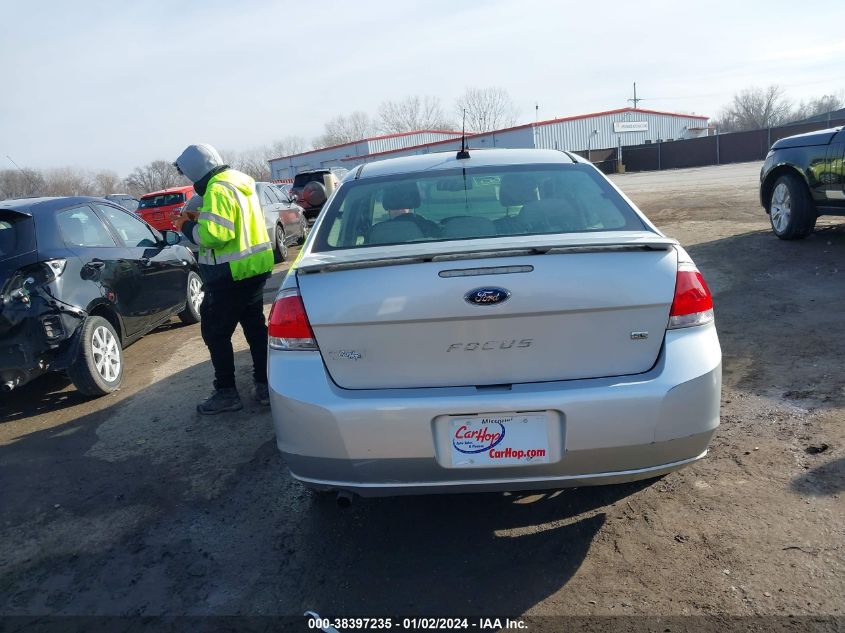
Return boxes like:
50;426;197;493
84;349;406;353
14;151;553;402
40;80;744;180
200;276;268;390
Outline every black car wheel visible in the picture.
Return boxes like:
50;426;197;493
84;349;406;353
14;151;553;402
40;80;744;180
274;225;288;263
178;271;203;324
68;316;124;396
768;173;816;240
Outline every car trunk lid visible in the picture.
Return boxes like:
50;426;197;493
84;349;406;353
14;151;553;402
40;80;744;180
296;232;678;389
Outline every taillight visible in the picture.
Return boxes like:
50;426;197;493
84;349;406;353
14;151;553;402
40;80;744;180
668;263;714;329
268;289;318;350
3;259;66;304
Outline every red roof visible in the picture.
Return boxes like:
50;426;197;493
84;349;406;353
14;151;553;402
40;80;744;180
269;129;461;162
342;134;476;161
280;108;711;165
362;108;710;161
140;185;194;197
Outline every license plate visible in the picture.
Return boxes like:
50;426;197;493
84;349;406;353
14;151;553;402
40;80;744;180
448;413;550;468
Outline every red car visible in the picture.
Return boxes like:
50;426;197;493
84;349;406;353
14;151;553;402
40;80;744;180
136;186;195;231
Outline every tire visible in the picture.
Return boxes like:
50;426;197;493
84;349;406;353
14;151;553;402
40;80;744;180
274;225;288;263
178;271;203;324
68;316;124;397
296;218;308;245
302;181;327;208
768;173;817;240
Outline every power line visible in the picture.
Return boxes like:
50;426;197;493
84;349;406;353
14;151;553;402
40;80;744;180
6;155;39;194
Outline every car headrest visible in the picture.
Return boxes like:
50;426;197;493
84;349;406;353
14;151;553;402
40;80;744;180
368;218;425;245
382;182;421;211
499;174;538;207
62;219;86;246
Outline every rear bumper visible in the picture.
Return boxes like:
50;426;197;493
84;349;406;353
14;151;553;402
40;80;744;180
0;296;84;389
268;323;721;497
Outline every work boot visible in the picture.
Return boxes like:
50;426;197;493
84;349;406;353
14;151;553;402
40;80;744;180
254;382;270;406
197;387;243;415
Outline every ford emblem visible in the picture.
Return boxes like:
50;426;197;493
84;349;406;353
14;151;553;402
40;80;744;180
464;287;511;306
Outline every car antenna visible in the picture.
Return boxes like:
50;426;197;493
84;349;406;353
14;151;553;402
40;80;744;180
456;109;470;160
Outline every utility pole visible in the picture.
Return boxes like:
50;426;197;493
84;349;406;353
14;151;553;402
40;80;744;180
627;82;645;109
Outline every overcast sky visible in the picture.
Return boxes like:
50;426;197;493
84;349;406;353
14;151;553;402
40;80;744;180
1;0;843;176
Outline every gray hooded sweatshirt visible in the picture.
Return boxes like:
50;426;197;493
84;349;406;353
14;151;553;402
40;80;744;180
174;143;225;184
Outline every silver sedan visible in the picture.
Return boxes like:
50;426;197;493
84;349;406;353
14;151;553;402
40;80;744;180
267;149;721;497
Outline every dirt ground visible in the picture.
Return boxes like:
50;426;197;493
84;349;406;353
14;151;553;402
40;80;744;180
1;162;843;624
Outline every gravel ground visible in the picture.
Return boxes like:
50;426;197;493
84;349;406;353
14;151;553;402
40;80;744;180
1;162;842;624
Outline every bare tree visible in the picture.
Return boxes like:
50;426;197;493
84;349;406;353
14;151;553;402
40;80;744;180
714;85;792;132
123;160;186;197
41;168;97;197
378;95;454;134
455;87;520;132
792;92;845;122
313;111;377;148
0;168;45;200
93;170;122;195
268;135;309;158
224;148;272;182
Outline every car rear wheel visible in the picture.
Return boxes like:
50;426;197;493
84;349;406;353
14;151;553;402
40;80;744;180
178;271;203;324
769;173;816;240
68;316;123;396
274;225;288;262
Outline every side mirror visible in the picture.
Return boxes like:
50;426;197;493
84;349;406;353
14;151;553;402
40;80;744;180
161;230;182;246
290;193;298;202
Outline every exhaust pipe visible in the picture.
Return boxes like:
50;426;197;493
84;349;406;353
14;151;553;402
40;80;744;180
336;490;354;508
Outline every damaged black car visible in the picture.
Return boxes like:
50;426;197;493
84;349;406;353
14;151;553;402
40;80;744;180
1;197;203;396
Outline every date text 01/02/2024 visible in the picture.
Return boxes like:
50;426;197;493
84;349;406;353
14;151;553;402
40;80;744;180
305;616;528;630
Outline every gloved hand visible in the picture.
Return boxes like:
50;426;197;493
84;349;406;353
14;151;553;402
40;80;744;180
173;211;198;232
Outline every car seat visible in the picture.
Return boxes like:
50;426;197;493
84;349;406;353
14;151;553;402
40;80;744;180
441;215;497;239
61;218;87;246
367;219;425;245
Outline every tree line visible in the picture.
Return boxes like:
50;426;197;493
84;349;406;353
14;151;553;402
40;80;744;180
712;86;843;133
0;86;519;201
0;136;308;201
312;87;520;148
3;85;840;201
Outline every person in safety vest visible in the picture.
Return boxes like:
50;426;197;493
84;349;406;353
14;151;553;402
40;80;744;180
173;143;274;415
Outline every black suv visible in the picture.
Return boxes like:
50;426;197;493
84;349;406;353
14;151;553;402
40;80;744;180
1;197;202;396
760;126;845;239
289;168;347;222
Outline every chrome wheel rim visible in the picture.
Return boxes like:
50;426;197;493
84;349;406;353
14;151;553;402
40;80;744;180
771;183;791;233
277;229;286;255
92;326;120;382
188;275;204;314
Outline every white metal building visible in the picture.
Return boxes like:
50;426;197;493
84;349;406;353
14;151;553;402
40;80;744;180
269;130;463;181
269;108;709;179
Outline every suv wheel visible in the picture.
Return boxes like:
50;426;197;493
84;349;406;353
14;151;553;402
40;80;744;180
178;271;203;324
68;316;123;396
274;226;288;263
769;173;816;240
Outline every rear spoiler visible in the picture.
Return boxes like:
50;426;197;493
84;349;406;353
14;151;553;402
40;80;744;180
296;237;677;274
0;208;33;217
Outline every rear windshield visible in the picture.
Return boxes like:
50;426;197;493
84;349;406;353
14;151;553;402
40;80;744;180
138;192;186;209
293;172;328;188
0;211;36;261
311;163;645;252
107;196;139;212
